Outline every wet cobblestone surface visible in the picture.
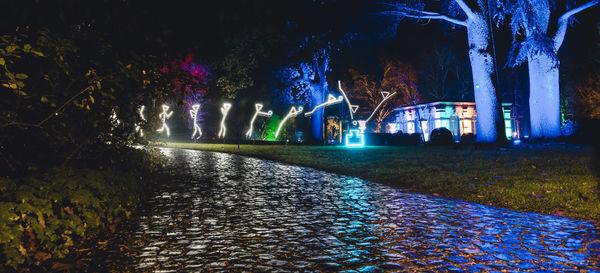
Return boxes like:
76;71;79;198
130;147;600;272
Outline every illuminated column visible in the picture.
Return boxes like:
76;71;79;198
275;106;303;138
246;103;273;138
156;104;173;136
218;103;231;138
190;104;202;139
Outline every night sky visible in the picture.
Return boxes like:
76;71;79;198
2;0;599;97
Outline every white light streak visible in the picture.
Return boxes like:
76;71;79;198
135;105;145;137
304;94;344;116
156;104;173;136
245;103;273;138
365;91;396;122
275;106;303;138
218;103;232;138
190;104;202;139
338;80;359;120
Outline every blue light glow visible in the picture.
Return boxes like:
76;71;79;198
345;129;364;148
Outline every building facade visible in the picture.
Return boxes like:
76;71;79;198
393;102;513;142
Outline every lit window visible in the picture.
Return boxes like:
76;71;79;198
463;120;472;134
407;123;414;134
435;120;441;129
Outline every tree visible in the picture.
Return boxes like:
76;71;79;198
382;0;507;143
0;30;169;174
505;0;599;139
418;44;474;101
348;60;420;132
275;45;332;143
573;71;600;120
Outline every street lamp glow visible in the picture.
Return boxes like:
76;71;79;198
304;94;344;116
156;104;173;136
246;103;273;138
190;104;202;139
275;106;303;138
218;103;232;138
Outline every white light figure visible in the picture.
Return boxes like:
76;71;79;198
275;106;303;138
218;103;232;138
304;94;344;117
338;80;359;120
156;104;173;137
135;105;146;137
245;103;273;138
356;91;397;133
189;104;202;139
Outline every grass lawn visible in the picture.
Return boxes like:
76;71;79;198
159;142;600;221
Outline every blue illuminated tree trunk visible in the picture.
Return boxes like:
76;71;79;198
310;84;325;142
308;50;330;143
507;0;598;139
383;0;506;143
528;53;560;138
466;13;504;143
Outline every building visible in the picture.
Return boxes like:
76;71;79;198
393;102;514;142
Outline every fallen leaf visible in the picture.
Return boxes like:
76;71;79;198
51;262;74;271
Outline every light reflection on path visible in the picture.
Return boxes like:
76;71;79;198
130;147;600;272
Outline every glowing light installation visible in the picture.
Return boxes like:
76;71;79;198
135;105;146;137
338;81;359;120
156;104;173;136
189;104;202;139
245;103;273;138
304;94;344;117
345;129;364;147
218;103;231;138
356;91;397;133
275;106;303;138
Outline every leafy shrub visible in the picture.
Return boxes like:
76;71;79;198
429;128;453;145
460;133;476;144
0;168;150;269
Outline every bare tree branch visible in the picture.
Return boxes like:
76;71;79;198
381;10;467;27
554;0;600;50
453;0;475;19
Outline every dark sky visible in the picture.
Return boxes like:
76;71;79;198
2;0;598;87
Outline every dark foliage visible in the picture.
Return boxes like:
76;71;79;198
429;128;453;145
460;133;476;145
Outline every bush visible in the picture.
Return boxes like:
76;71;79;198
461;133;476;144
0;146;162;270
429;128;453;145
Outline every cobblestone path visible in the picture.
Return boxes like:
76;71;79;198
130;147;600;272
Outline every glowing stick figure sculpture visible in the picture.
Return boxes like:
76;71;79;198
304;94;344;117
135;105;146;137
356;91;396;133
338;80;359;120
218;103;231;138
156;104;173;136
275;106;303;138
245;103;273;138
190;104;202;139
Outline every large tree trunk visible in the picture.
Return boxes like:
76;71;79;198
466;15;506;143
310;85;324;143
527;52;561;138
